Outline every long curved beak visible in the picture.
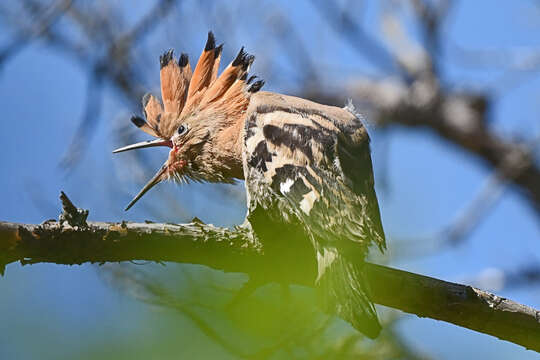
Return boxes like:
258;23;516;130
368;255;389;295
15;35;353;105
125;164;169;211
113;139;172;153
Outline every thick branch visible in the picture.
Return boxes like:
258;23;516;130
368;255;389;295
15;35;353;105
1;219;539;352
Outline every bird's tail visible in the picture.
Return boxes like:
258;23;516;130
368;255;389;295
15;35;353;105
316;247;381;339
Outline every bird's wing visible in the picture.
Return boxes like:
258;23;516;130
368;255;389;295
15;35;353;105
243;92;385;252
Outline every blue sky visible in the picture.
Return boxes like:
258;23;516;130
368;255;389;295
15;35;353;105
1;1;539;359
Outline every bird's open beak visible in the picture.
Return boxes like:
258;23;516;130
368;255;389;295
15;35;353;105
124;164;169;211
113;138;175;210
112;139;172;153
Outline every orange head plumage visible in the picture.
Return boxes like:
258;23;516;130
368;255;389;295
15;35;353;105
113;32;264;210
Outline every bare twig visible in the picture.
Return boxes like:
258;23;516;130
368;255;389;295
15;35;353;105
58;191;89;227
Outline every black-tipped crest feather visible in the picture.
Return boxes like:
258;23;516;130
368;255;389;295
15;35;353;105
205;31;216;51
248;79;265;93
232;47;246;66
131;116;146;128
160;49;174;69
232;47;255;72
214;44;223;59
244;55;255;71
178;53;189;67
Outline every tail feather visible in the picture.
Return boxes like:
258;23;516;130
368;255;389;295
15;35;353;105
317;248;381;339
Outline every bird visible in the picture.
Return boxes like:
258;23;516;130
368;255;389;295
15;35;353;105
113;32;386;338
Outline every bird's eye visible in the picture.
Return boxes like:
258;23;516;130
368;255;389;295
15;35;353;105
177;124;187;135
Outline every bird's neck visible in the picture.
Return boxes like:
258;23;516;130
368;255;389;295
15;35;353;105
212;117;245;180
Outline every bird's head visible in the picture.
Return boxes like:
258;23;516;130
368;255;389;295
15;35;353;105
113;32;264;210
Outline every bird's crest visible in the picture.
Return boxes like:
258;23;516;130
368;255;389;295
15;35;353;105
120;31;264;145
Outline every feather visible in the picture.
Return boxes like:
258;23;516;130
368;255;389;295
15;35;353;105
248;79;265;93
187;31;220;99
142;93;163;136
130;116;159;137
211;44;223;83
159;49;190;115
200;47;254;107
178;54;192;110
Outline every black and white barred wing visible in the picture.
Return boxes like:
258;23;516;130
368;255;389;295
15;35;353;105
242;91;385;251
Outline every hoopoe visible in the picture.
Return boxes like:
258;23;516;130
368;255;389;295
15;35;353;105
114;32;386;338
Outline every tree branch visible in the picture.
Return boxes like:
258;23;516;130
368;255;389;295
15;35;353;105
1;215;539;351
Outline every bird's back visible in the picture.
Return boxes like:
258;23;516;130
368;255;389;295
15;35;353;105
243;91;385;251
